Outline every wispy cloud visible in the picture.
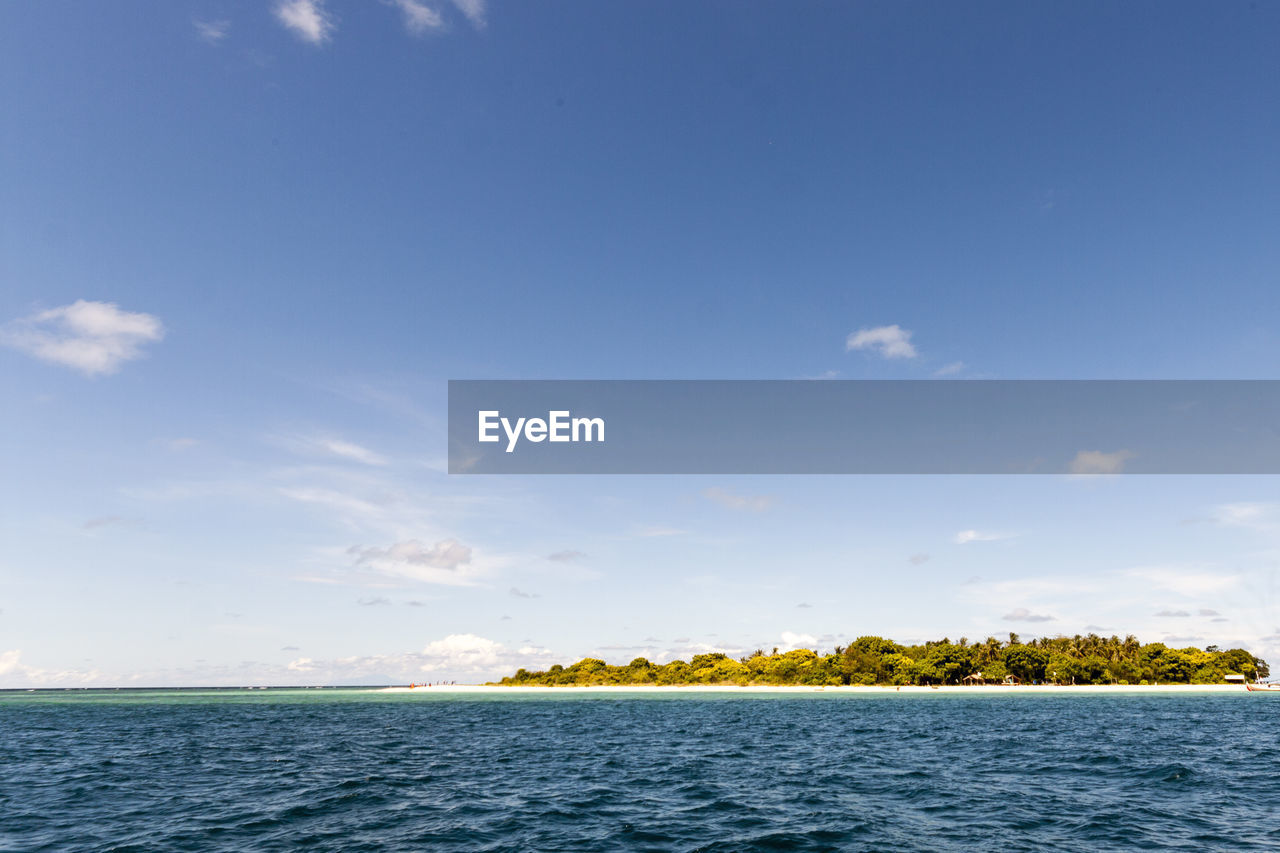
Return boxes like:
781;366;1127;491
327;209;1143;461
348;538;475;585
547;550;586;563
275;0;334;45
509;587;539;599
845;324;917;359
273;433;389;466
933;361;965;377
954;529;1014;545
388;0;444;33
2;300;164;376
279;487;387;520
1069;449;1134;475
194;18;230;44
318;438;387;466
1125;566;1240;597
449;0;486;28
703;487;775;512
637;526;686;538
82;516;124;530
1215;502;1280;532
1154;609;1190;618
908;553;931;565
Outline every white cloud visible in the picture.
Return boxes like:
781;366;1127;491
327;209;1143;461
419;633;504;672
449;0;486;28
389;0;444;33
845;324;917;359
0;650;103;686
0;649;20;677
778;631;817;651
547;550;586;562
2;300;164;375
194;18;230;44
1069;449;1134;475
954;529;1013;545
1002;607;1055;623
702;487;774;513
933;361;965;377
4;641;557;687
275;0;334;45
349;538;476;585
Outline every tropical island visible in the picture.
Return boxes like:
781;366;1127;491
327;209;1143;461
495;633;1268;687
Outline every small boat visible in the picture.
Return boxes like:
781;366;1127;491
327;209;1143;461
1245;682;1280;692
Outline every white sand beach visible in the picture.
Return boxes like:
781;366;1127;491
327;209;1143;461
379;683;1255;695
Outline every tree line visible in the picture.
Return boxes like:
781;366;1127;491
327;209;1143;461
495;633;1268;687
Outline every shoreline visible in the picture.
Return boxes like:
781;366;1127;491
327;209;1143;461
380;683;1256;695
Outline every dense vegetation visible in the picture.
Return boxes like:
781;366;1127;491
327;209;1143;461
496;633;1268;687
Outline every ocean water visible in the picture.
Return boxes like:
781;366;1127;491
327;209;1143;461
2;689;1277;852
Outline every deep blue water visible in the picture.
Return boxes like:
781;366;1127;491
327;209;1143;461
1;689;1278;852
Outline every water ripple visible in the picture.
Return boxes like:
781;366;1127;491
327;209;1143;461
1;691;1278;851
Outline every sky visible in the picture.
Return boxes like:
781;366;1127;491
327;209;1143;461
3;1;1280;686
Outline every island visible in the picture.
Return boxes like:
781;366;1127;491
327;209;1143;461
494;633;1268;687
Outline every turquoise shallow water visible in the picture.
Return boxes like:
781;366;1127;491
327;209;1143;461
2;689;1277;851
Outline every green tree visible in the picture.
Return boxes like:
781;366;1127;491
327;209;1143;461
1003;644;1048;682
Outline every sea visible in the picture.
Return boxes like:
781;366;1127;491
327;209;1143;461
2;688;1277;852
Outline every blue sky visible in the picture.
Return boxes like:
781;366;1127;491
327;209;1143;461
3;1;1280;685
